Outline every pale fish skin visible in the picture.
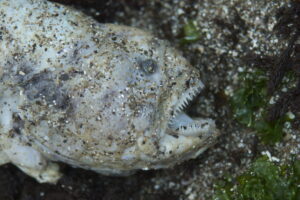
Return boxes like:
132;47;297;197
0;0;219;183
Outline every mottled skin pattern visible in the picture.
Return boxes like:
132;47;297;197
0;0;219;183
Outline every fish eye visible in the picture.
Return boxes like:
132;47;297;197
138;59;158;75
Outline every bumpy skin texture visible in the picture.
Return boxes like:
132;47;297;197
0;0;219;183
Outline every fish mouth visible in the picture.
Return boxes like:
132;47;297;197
168;80;215;137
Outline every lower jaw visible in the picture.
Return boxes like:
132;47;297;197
168;111;216;137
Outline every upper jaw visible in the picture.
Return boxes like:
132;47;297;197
172;79;204;115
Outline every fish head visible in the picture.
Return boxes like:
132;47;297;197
98;25;219;166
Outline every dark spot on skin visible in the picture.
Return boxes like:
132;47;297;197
12;113;24;135
69;20;78;27
171;134;178;139
32;43;37;53
59;73;70;81
107;135;113;140
185;80;190;88
72;48;79;61
170;110;174;116
138;59;158;75
69;69;84;76
203;122;208;127
22;71;70;110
